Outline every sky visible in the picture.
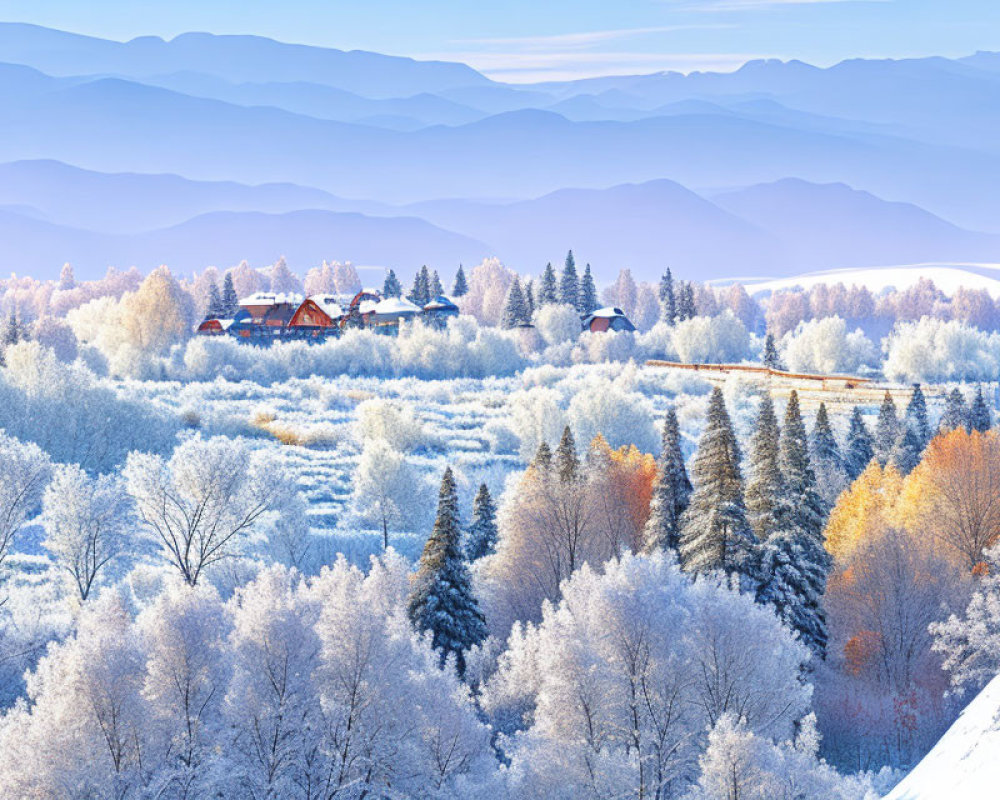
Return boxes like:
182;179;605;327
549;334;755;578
0;0;996;82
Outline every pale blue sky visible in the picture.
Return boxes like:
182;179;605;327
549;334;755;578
0;0;995;81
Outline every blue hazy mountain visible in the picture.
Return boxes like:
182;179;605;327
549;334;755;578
2;160;995;283
0;160;390;233
0;205;489;281
0;23;491;97
0;24;999;278
2;67;999;231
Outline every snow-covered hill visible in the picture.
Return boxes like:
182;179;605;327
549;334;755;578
885;675;1000;799
742;264;1000;298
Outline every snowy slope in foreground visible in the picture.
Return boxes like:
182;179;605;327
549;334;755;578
742;263;1000;297
885;675;1000;799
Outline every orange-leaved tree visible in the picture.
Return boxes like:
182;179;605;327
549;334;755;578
824;461;904;563
900;428;1000;571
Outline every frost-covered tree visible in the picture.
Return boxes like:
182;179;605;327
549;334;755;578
888;424;922;476
745;394;788;541
679;387;757;580
688;713;877;800
452;264;469;297
579;262;598;315
501;277;529;329
811;402;848;507
559;250;578;309
0;433;51;573
644;406;692;553
205;280;223;318
124;436;291;585
409;264;432;307
939;387;969;434
429;269;444;299
678;281;697;321
408;467;487;676
659;268;677;325
906;383;931;451
539;262;558;306
269;256;301;294
874;391;900;466
555;424;579;484
759;391;832;658
763;332;783;370
303;260;336;296
970;385;992;432
458;258;516;327
671;311;751;364
485;552;811;798
466;483;499;561
533;302;581;346
57;262;76;291
523;279;535;319
31;316;77;362
331;261;362;295
41;465;131;601
382;268;402;298
351;438;423;549
845;407;875;481
221;271;239;316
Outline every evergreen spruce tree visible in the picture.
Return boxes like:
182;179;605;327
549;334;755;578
429;269;444;299
556;425;579;484
939;388;968;434
524;279;536;320
452;264;469;298
659;268;677;326
465;483;498;561
757;527;831;660
757;390;832;660
906;383;931;451
222;272;239;316
579;263;598;315
678;282;697;320
888;425;922;475
779;391;826;536
539;262;558;306
744;394;789;541
408;266;431;306
643;406;692;553
559;250;579;309
408;467;487;676
678;388;758;580
2;312;20;349
810;403;845;483
845;407;875;480
970;385;992;432
532;440;553;472
206;282;224;318
500;278;528;329
874;391;900;466
383;269;403;298
763;333;784;370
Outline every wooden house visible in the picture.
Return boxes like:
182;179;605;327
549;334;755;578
238;292;303;325
583;307;637;333
422;295;460;327
288;295;344;337
196;317;233;336
370;297;421;331
342;288;383;328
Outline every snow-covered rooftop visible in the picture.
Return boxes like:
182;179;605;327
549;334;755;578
373;297;421;316
424;295;459;311
588;306;628;319
308;295;344;319
239;292;304;307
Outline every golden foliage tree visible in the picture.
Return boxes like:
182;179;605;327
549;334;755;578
823;461;904;563
900;428;1000;571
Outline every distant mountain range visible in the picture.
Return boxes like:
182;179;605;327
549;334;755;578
0;24;998;283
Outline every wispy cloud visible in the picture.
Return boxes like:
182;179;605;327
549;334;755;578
457;25;732;51
672;0;890;11
417;50;763;83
